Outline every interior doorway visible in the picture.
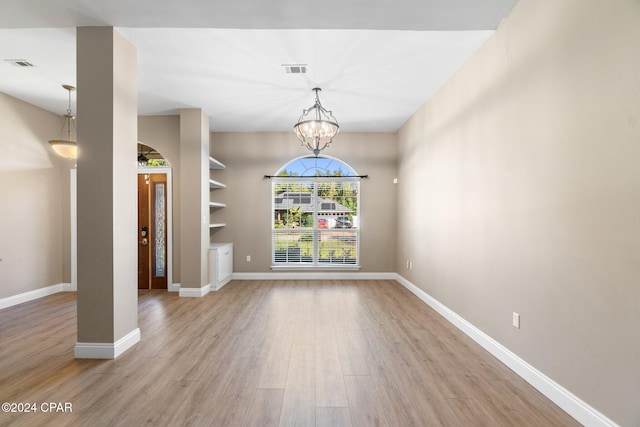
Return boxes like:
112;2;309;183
137;142;173;291
138;172;168;289
70;148;173;293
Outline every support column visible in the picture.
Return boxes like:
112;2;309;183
179;108;210;297
75;27;139;358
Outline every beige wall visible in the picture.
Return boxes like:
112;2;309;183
0;105;183;299
0;93;71;299
137;124;399;278
396;0;640;424
211;132;398;273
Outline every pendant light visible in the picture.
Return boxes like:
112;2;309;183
294;88;339;157
48;84;77;160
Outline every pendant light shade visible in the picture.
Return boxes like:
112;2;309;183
49;137;77;160
294;88;339;157
48;84;77;160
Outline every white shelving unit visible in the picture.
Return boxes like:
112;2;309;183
208;157;233;289
209;156;226;228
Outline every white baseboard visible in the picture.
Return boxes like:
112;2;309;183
232;272;397;281
169;283;180;292
0;283;74;310
212;276;232;291
178;284;211;297
74;328;141;359
393;274;618;427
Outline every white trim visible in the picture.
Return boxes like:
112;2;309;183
178;284;211;297
393;274;619;427
137;166;172;174
271;156;361;268
169;282;180;292
74;328;141;359
0;283;73;310
273;154;359;177
211;276;233;291
232;272;396;281
271;265;361;271
70;169;77;292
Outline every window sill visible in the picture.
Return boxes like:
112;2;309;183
271;264;361;271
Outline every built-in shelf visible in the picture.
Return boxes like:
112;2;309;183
209;179;225;189
209;156;226;232
209;156;226;169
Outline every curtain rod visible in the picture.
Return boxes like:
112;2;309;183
263;175;368;179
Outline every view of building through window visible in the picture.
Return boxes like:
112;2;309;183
272;156;360;267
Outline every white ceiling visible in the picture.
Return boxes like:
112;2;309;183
0;0;516;132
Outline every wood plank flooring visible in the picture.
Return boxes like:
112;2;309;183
0;280;580;426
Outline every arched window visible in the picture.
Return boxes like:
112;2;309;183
272;155;360;269
137;142;170;167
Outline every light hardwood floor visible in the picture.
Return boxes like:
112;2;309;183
0;280;580;426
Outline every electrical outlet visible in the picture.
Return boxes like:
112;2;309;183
409;261;413;270
246;255;251;262
512;312;520;329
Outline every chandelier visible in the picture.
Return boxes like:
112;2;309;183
48;84;77;160
294;88;339;157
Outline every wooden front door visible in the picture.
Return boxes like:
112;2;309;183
138;173;168;289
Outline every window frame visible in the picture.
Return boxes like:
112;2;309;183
271;175;361;270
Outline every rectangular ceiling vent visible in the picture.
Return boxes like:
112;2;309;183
4;59;35;67
282;64;307;74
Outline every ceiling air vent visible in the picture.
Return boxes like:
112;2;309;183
282;64;307;74
4;59;35;67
